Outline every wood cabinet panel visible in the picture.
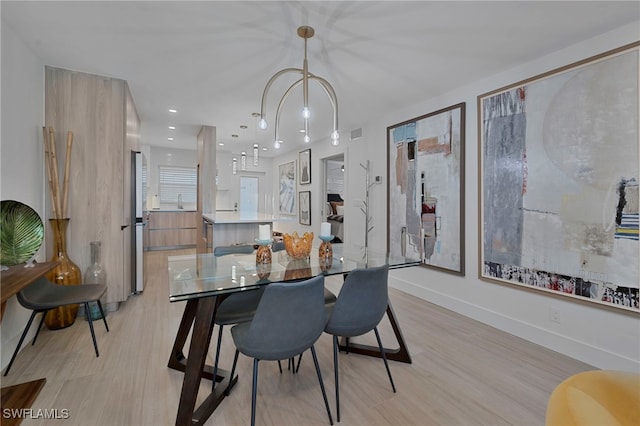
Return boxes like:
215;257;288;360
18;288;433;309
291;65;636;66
146;211;198;249
45;67;138;304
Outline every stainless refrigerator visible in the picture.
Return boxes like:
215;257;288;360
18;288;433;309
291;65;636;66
131;151;146;294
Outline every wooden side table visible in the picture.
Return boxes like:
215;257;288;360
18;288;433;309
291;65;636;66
1;261;58;426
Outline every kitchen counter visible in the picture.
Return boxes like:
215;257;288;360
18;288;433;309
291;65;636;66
203;212;281;224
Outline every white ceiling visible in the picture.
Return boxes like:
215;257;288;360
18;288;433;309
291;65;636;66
2;1;639;157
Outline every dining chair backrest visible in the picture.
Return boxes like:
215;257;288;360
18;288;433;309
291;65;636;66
213;244;254;257
326;264;389;337
240;275;326;361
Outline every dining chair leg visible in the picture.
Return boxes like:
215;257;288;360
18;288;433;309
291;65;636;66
333;335;341;422
311;345;334;425
225;349;240;396
3;311;38;376
96;300;109;331
295;352;303;373
374;327;396;393
251;358;259;426
31;310;48;346
212;325;224;389
277;360;283;373
85;302;99;357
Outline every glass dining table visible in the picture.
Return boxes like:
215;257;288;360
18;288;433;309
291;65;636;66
167;243;419;426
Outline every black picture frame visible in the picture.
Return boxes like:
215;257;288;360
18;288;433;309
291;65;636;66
299;149;311;185
299;191;311;225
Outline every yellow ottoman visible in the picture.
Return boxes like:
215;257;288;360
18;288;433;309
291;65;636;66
546;370;640;426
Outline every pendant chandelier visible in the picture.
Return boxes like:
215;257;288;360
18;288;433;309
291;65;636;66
258;26;339;149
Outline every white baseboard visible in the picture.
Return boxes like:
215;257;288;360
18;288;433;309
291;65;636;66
390;276;640;372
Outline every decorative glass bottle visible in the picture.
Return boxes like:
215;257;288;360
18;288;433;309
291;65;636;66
45;218;82;329
84;241;107;320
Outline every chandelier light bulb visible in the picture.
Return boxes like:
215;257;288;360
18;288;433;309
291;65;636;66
331;130;340;146
304;134;311;143
302;106;310;119
274;140;281;149
258;118;268;130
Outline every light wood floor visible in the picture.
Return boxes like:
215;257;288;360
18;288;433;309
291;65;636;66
3;249;594;425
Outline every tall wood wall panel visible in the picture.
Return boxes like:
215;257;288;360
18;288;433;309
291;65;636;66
45;66;140;305
197;125;216;254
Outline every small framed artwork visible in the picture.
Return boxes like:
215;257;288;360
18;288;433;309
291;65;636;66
299;191;311;225
279;161;296;215
299;149;311;185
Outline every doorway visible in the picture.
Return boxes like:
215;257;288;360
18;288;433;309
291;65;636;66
323;154;345;242
239;176;259;217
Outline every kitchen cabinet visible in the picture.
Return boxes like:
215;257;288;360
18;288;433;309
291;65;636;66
45;66;140;306
146;211;198;250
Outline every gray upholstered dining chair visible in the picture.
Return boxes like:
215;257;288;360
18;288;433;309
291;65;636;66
324;264;396;422
211;244;265;388
3;276;109;376
228;275;334;426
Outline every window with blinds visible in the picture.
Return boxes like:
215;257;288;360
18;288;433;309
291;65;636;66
158;165;197;204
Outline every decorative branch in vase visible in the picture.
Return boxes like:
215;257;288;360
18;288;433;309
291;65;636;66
43;126;82;330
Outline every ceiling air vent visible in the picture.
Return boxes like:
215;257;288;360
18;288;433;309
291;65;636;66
350;128;363;141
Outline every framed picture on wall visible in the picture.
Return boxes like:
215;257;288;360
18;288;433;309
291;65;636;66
387;102;466;276
299;191;311;225
278;161;296;215
299;149;311;185
479;42;639;313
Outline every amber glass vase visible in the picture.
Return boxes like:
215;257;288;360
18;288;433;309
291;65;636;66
45;218;82;329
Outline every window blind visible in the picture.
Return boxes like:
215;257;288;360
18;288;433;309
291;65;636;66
158;165;197;204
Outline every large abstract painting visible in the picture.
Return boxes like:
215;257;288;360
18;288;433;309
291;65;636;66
279;161;296;215
388;103;465;275
479;42;639;313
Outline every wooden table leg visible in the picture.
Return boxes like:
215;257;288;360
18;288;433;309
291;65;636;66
338;301;412;364
170;296;239;425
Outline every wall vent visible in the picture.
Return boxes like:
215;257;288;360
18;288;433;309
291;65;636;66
350;128;363;141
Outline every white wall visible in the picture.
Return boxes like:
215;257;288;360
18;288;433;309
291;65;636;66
271;139;345;237
347;22;640;371
216;150;274;213
0;23;46;370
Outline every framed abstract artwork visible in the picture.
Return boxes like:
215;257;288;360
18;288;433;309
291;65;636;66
299;191;311;225
299;149;311;185
478;42;639;313
387;102;465;275
278;160;296;215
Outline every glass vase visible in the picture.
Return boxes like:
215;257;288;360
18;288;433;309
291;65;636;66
45;218;82;330
84;241;107;320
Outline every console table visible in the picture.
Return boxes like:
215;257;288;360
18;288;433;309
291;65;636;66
1;261;58;426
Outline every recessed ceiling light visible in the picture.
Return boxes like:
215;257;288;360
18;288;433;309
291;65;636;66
219;143;225;146
168;126;176;130
168;108;177;113
168;137;174;141
251;112;260;117
240;125;248;129
262;147;268;151
232;134;238;138
299;129;306;133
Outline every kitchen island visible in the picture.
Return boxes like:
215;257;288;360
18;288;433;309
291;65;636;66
201;212;289;251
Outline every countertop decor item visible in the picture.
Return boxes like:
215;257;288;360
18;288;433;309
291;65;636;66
283;231;314;260
318;234;334;271
255;238;272;264
0;200;44;266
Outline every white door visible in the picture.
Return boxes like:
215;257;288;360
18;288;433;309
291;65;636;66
240;176;259;217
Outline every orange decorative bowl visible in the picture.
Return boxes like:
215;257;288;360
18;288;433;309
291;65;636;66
283;231;314;260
